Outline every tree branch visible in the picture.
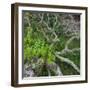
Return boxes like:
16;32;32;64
55;53;80;73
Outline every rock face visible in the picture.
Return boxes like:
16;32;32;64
24;68;35;77
24;64;35;77
24;58;63;77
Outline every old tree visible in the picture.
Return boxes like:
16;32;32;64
23;11;80;77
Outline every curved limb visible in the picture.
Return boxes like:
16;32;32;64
55;53;80;73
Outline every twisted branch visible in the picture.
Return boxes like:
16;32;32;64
55;53;80;73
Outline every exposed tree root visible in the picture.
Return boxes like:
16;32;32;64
55;53;80;73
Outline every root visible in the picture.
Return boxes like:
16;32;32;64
55;53;80;73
